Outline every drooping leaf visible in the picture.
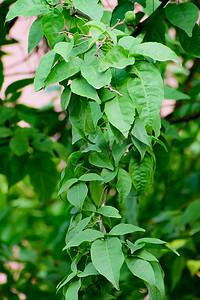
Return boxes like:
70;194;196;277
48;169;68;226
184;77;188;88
99;46;135;72
89;151;114;171
131;117;152;148
109;223;145;236
54;40;74;62
116;168;132;201
5;78;34;97
127;61;164;130
28;17;44;54
57;271;77;291
63;229;104;250
45;57;82;87
97;206;121;218
67;182;88;210
178;24;200;58
73;0;103;21
131;42;180;63
126;258;155;287
42;8;64;47
81;60;112;89
71;78;101;104
91;237;124;290
9;136;29;156
34;50;57;91
129;153;153;194
65;279;81;300
146;262;165;299
165;3;199;37
6;0;47;22
105;94;135;138
61;86;71;111
112;141;131;167
164;86;190;100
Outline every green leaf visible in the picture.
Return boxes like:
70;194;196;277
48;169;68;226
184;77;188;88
67;182;88;210
71;78;101;104
127;61;164;130
46;57;82;87
99;46;135;72
78;263;99;277
6;0;47;22
34;50;57;91
79;173;104;182
165;3;199;37
57;271;77;291
91;237;124;290
112;141;131;167
81;60;112;89
129;153;153;194
133;250;159;262
5;78;34;97
101;169;118;183
86;21;107;32
89;151;114;171
178;24;200;58
116;168;132;201
109;223;145;236
135;238;167;245
97;206;121;218
126;258;155;287
147;262;165;299
73;0;103;21
118;36;142;52
66;217;91;244
64;229;104;250
105;94;135;138
9;136;29;156
58;178;79;196
0;128;13;138
131;118;152;148
61;86;71;111
65;279;81;300
131;42;180;63
132;137;147;161
164;86;190;100
42;8;64;47
28;17;44;54
54;40;74;62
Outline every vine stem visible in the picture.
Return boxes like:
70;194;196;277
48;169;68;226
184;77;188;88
99;186;108;234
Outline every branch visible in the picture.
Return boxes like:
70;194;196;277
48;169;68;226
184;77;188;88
70;7;92;21
169;111;200;124
105;84;123;97
99;186;108;234
131;0;170;37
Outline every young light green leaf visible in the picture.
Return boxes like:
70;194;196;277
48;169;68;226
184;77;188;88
65;279;81;300
105;94;135;138
79;173;104;182
109;223;145;236
61;86;71;111
128;61;164;130
126;258;156;287
131;118;152;148
131;42;180;63
58;178;79;196
91;237;124;290
81;60;112;89
89;151;114;171
28;17;44;55
73;0;103;21
54;40;74;62
99;46;135;72
164;86;190;100
42;9;64;47
67;182;88;210
86;21;107;32
129;154;153;195
116;168;132;201
34;50;57;92
9;136;29;156
133;250;159;262
165;3;199;37
97;206;121;218
78;263;99;277
118;36;142;52
63;229;104;250
45;57;82;87
6;0;47;22
71;78;101;104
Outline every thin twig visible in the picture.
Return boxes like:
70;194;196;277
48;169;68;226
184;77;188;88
169;111;200;124
105;84;123;97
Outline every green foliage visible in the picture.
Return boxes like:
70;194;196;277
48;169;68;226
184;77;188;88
1;0;200;299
